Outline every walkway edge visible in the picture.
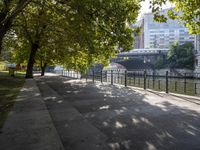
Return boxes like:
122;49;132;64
0;79;65;150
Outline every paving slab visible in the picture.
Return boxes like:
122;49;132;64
0;79;64;150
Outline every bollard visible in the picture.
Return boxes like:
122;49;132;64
166;71;169;93
144;70;147;90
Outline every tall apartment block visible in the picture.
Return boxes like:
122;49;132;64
134;9;195;49
133;9;200;73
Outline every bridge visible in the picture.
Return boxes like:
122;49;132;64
112;48;168;63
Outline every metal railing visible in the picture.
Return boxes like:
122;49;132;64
62;70;81;79
62;70;200;96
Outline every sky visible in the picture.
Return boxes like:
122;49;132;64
138;0;174;19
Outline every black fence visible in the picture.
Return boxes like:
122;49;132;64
62;70;200;96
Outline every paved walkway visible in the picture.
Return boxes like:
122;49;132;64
1;76;200;150
37;76;200;150
0;79;64;150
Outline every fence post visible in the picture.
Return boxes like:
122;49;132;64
153;71;155;89
105;71;107;82
139;78;140;86
101;70;103;83
184;73;187;93
86;71;88;82
166;71;169;93
92;70;95;83
144;70;147;90
175;81;177;91
111;70;113;85
124;70;127;87
195;83;197;94
118;71;119;83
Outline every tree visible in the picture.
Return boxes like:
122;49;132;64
167;42;194;69
8;0;141;78
150;0;200;34
155;58;167;69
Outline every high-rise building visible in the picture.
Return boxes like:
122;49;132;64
194;35;200;73
134;9;195;49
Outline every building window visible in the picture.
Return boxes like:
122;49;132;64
179;29;185;32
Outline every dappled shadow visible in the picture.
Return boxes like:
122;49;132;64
37;76;200;150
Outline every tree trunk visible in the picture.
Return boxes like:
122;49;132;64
0;19;12;54
25;43;39;78
41;62;47;76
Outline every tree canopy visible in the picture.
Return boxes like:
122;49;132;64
0;0;31;53
167;42;195;69
3;0;141;77
150;0;200;34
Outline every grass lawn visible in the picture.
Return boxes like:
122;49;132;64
0;71;25;129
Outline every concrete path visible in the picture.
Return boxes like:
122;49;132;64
37;76;200;150
0;79;64;150
1;76;200;150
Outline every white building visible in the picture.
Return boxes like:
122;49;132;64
135;9;195;49
194;35;200;73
